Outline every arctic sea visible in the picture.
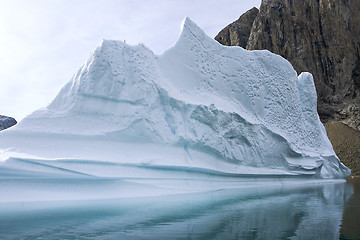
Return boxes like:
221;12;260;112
0;179;359;240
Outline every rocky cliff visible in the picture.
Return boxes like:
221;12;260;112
0;115;17;131
215;7;259;48
215;0;360;131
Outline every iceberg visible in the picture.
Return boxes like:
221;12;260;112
0;18;350;202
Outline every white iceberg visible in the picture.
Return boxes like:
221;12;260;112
0;18;350;202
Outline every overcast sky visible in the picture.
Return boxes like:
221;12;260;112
0;0;261;121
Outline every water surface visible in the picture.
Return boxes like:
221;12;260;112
340;178;360;240
1;179;359;240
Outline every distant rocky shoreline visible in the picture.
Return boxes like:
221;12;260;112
0;115;16;131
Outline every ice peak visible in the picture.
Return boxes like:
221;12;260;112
177;17;208;43
99;39;124;48
180;17;203;34
97;39;151;53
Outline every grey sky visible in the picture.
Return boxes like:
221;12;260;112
0;0;261;120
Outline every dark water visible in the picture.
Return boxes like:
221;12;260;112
0;180;359;240
340;178;360;240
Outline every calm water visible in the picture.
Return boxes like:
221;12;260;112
0;179;359;240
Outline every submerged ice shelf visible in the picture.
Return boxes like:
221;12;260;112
0;17;350;201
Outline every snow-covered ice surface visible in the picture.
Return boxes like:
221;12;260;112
0;18;350;202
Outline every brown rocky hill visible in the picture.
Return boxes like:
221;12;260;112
215;0;360;131
325;121;360;177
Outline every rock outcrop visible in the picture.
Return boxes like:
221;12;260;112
0;115;17;131
215;0;360;131
215;7;259;48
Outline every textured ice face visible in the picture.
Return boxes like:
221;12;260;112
0;17;350;187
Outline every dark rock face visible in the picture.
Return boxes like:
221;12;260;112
0;115;17;131
215;0;360;131
215;7;259;48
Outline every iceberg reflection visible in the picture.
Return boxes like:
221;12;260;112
0;181;353;240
